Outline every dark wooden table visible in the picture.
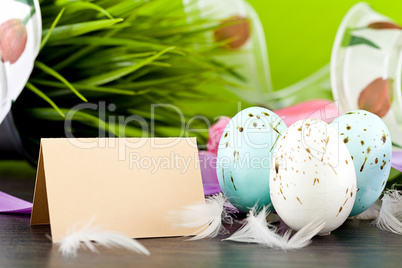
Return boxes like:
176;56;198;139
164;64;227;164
1;169;401;268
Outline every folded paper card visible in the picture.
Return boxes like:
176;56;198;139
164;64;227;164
31;138;205;243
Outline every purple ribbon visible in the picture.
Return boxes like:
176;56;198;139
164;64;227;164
392;151;402;172
0;191;32;214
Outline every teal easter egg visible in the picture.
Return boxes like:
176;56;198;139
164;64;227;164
216;107;287;212
331;110;392;216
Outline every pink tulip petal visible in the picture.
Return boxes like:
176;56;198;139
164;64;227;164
207;116;231;154
275;99;339;127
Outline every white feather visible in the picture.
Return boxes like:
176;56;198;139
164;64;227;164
350;200;381;220
169;193;232;240
57;218;150;257
373;189;402;235
224;207;325;250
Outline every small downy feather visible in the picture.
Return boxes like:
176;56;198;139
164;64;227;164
58;218;150;257
223;207;325;250
373;189;402;235
169;193;233;240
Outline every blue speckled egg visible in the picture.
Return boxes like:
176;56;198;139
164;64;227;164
216;107;287;212
330;110;392;216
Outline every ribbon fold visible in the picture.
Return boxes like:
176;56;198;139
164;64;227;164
0;191;32;214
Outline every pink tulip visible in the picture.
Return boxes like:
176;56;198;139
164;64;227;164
275;99;339;127
206;116;231;154
206;100;339;154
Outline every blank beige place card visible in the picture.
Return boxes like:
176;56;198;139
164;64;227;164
31;138;205;243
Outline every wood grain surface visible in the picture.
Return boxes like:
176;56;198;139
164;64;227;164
0;175;401;268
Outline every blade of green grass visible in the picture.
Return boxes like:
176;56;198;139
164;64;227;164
28;79;145;96
105;0;148;17
75;51;158;67
47;36;183;54
34;61;88;102
44;18;123;42
25;82;65;118
114;72;201;89
59;1;115;20
77;46;175;86
40;8;65;51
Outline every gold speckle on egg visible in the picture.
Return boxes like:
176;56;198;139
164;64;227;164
275;161;280;174
360;147;371;172
381;132;386;144
279;187;286;200
380;160;386;170
296;197;303;205
336;206;343;217
230;175;237;191
222;168;228;192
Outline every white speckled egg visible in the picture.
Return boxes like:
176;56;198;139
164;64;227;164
330;110;392;216
216;107;287;212
270;119;356;234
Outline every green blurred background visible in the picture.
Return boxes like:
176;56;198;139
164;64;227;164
247;0;402;90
